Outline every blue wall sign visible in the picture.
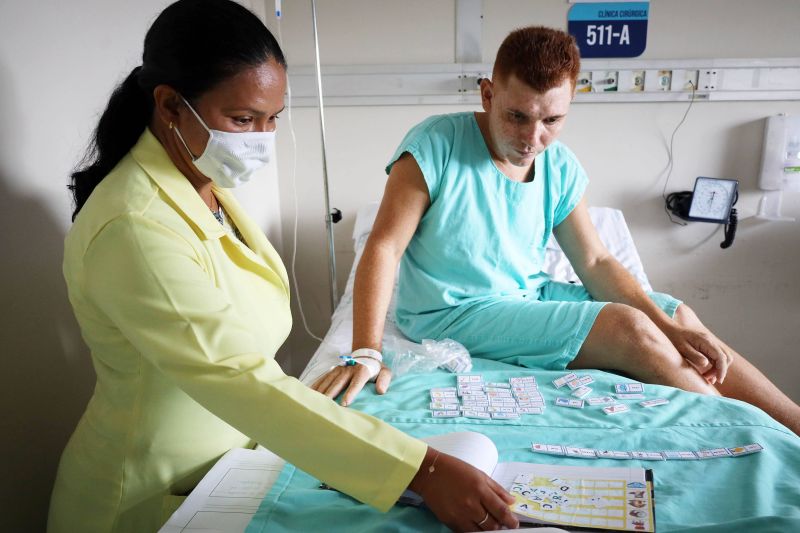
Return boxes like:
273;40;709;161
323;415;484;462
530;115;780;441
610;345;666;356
568;2;649;58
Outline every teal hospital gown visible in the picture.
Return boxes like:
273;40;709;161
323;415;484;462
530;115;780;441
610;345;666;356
386;112;679;369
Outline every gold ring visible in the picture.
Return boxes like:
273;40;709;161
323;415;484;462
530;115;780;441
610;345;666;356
477;512;490;526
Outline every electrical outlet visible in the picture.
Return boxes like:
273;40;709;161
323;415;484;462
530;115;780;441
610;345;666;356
616;70;644;92
671;69;699;91
698;69;719;90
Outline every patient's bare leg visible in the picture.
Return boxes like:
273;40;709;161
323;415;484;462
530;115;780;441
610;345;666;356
568;303;719;395
673;304;800;436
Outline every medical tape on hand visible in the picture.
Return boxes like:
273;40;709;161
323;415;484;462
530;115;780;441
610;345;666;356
353;356;381;381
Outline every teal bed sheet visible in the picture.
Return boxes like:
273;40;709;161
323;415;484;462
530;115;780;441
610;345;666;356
246;359;800;532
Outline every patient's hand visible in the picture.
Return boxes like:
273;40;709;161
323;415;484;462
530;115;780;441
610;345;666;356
311;363;393;406
666;326;733;385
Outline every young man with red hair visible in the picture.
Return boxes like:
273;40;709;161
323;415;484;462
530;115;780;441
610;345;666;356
313;26;800;436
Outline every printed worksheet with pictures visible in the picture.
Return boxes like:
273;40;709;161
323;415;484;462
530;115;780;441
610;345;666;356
418;432;655;532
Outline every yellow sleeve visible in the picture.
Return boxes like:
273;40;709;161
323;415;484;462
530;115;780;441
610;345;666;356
81;213;426;512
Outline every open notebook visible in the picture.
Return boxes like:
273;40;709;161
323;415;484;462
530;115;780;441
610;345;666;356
410;432;655;533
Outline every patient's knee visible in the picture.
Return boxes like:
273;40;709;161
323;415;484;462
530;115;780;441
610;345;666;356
602;304;678;365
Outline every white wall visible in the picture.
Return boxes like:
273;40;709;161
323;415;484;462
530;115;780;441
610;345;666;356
0;1;283;530
265;0;800;401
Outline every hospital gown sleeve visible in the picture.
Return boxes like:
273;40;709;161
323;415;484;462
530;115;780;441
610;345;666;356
385;115;456;203
551;144;590;227
80;213;426;512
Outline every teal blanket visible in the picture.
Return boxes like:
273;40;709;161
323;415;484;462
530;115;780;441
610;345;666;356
246;359;800;532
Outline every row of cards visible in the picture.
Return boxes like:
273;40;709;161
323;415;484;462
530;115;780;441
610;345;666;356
531;442;764;460
555;396;669;414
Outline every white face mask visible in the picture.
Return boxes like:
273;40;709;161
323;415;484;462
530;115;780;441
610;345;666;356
173;96;275;188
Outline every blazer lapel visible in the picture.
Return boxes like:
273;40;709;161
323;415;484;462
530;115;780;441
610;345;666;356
131;129;290;298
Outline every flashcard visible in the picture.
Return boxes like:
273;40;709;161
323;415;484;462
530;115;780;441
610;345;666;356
555;397;585;409
516;400;545;408
728;443;764;456
587;396;616;406
429;402;460;410
462;410;491;419
531;443;563;454
566;375;595;390
596;450;632;460
639;398;669;408
457;375;483;383
486;382;511;389
630;451;664;461
662;451;698;460
552;373;578;389
571;386;592;398
602;404;629;415
431;410;460;418
564;446;584;457
491;412;520;419
518;407;544;414
706;448;733;458
460;404;487;412
614;383;644;394
614;393;646;400
461;399;489;407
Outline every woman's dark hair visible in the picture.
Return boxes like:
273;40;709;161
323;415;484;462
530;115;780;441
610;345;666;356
69;0;286;220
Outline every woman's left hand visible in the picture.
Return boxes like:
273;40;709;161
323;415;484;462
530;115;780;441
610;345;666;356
311;363;393;406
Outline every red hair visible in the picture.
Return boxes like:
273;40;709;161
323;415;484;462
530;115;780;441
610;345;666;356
493;26;581;92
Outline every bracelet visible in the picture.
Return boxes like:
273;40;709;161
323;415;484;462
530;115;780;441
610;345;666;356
427;449;440;475
351;347;383;363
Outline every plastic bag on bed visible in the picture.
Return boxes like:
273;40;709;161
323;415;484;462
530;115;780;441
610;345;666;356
383;335;472;376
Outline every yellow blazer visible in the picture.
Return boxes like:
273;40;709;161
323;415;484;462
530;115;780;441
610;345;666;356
48;129;426;533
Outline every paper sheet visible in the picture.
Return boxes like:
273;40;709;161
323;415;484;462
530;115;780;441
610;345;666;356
159;447;285;533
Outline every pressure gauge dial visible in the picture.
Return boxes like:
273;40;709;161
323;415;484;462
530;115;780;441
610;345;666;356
687;177;738;223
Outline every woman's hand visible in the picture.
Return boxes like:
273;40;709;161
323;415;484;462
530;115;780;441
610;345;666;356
409;448;519;532
311;362;392;407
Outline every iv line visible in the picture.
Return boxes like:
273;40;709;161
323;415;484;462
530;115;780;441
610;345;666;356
277;10;324;342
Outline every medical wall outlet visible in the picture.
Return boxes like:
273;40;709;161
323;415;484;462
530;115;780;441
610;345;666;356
657;70;672;91
576;71;592;93
686;177;739;223
591;71;618;92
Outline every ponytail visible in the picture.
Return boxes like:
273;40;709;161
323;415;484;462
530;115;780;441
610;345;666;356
69;0;286;221
69;66;152;220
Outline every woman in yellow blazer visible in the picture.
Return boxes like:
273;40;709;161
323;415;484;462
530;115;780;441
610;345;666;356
48;1;518;532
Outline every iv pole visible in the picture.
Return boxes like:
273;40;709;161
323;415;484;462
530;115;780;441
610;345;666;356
310;0;340;312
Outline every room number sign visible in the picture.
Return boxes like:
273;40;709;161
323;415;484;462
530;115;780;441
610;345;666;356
568;2;649;58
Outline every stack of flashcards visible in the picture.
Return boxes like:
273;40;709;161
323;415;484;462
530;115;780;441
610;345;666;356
531;442;764;461
429;374;545;420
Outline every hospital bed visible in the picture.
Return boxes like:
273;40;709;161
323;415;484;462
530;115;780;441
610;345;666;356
165;204;800;533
